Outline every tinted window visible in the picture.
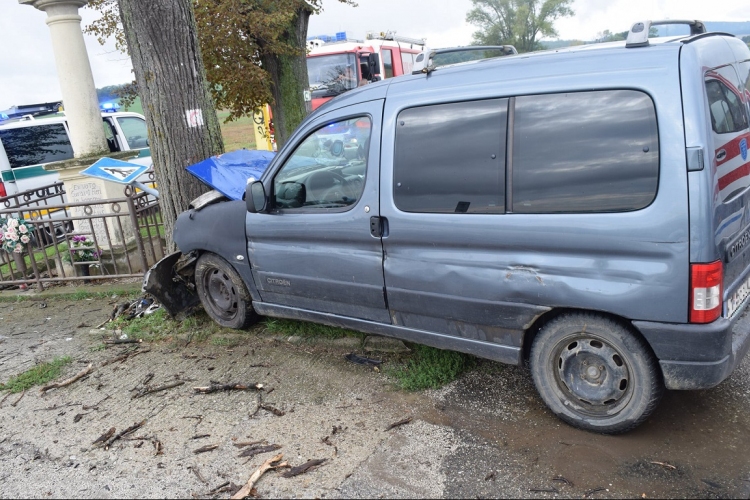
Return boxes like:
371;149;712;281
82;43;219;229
0;123;74;169
381;49;394;78
706;78;748;134
513;90;659;213
273;116;370;210
116;116;149;149
394;99;507;214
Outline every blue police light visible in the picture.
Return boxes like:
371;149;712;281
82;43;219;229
100;101;120;112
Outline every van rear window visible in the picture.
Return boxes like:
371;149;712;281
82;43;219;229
512;90;659;213
0;124;74;169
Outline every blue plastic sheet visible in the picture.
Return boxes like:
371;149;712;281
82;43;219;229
186;149;276;201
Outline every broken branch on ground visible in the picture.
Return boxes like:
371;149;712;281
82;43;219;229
193;383;263;394
39;364;93;394
231;454;287;500
282;459;327;478
385;416;413;431
132;381;185;399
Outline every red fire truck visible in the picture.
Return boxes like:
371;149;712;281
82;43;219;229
306;31;426;110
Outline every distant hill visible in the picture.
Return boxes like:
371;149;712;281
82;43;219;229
541;21;750;50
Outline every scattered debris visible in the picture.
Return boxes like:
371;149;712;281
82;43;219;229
104;338;142;345
281;458;327;478
260;404;285;417
583;487;607;497
193;382;263;394
133;381;185;399
39;364;93;394
10;389;26;407
73;412;90;423
232;453;287;499
484;472;496;481
0;392;12;407
552;475;573;486
237;444;282;458
83;395;111;410
102;420;146;450
385;417;413;431
649;461;677;471
190;465;208;484
701;479;722;489
194;444;220;454
92;427;116;446
234;440;265;448
100;348;150;367
344;352;383;367
191;434;211;440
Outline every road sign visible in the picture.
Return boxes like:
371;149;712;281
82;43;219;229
80;157;149;185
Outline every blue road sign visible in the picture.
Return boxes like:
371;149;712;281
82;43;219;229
80;157;149;185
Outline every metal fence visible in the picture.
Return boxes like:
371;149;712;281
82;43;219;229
0;181;164;291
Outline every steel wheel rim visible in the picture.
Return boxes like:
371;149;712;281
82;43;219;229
551;333;633;417
202;267;238;321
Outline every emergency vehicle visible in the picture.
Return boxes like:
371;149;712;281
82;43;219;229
306;31;426;109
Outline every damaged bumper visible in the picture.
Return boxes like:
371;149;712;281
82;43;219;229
142;251;201;319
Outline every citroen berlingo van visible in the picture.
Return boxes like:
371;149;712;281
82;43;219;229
155;20;750;433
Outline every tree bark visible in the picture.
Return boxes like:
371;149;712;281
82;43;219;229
260;6;312;149
117;0;223;251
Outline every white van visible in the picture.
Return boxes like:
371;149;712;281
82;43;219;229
0;111;152;197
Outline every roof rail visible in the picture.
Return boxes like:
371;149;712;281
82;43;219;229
366;30;426;47
626;19;706;48
412;45;518;75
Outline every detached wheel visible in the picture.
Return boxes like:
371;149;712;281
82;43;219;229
530;313;663;434
195;253;257;329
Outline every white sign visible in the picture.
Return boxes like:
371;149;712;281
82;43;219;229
186;109;204;128
303;89;312;102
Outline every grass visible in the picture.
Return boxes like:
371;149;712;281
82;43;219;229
386;344;475;391
0;356;72;394
217;110;258;151
263;318;365;340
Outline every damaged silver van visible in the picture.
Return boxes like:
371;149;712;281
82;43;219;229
147;20;750;433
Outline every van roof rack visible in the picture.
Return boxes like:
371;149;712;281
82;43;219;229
626;19;706;48
412;45;518;75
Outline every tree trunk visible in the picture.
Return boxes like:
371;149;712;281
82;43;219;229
117;0;223;252
261;6;312;149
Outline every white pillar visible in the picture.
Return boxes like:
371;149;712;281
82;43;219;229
20;0;108;158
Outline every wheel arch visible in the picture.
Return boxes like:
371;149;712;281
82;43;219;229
521;307;659;365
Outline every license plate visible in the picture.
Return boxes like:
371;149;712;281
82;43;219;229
727;273;750;318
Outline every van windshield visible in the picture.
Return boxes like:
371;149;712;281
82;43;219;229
307;53;358;98
0;123;74;169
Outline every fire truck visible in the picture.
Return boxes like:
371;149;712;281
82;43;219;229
306;31;426;110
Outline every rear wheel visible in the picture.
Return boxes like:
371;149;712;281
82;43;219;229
530;313;663;434
195;253;257;329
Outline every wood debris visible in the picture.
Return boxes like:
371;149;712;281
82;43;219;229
193;444;220;454
93;427;116;445
100;348;150;367
191;434;211;440
385;416;413;431
10;389;26;407
104;338;142;345
530;487;559;493
193;383;263;394
281;458;327;478
231;454;287;500
234;440;265;448
237;444;282;458
552;475;573;486
40;364;93;394
260;404;285;416
584;487;607;497
649;461;677;470
103;420;146;450
189;465;207;484
132;381;185;399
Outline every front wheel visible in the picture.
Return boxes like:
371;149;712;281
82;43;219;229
195;253;257;329
530;313;663;434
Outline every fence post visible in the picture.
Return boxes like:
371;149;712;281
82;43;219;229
127;193;150;273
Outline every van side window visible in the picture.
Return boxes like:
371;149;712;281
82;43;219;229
512;90;659;213
273;116;370;210
0;124;74;169
706;78;748;135
739;61;750;117
400;52;415;75
394;99;508;214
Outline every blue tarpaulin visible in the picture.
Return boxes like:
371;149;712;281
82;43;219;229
186;149;276;201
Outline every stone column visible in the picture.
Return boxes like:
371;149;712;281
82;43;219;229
19;0;108;158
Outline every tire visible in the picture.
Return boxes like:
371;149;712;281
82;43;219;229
530;313;663;434
195;253;257;329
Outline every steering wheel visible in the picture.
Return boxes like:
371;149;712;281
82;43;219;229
306;170;353;204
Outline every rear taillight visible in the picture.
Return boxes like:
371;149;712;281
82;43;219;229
690;260;723;323
0;181;6;198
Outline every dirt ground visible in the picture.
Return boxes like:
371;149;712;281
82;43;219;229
1;291;749;499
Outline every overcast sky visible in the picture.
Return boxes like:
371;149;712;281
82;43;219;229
1;0;749;110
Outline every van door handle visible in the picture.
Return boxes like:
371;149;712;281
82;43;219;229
370;216;388;237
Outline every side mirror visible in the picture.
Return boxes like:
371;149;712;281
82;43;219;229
368;53;380;79
246;181;267;213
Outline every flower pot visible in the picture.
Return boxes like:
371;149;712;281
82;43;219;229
78;263;91;284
